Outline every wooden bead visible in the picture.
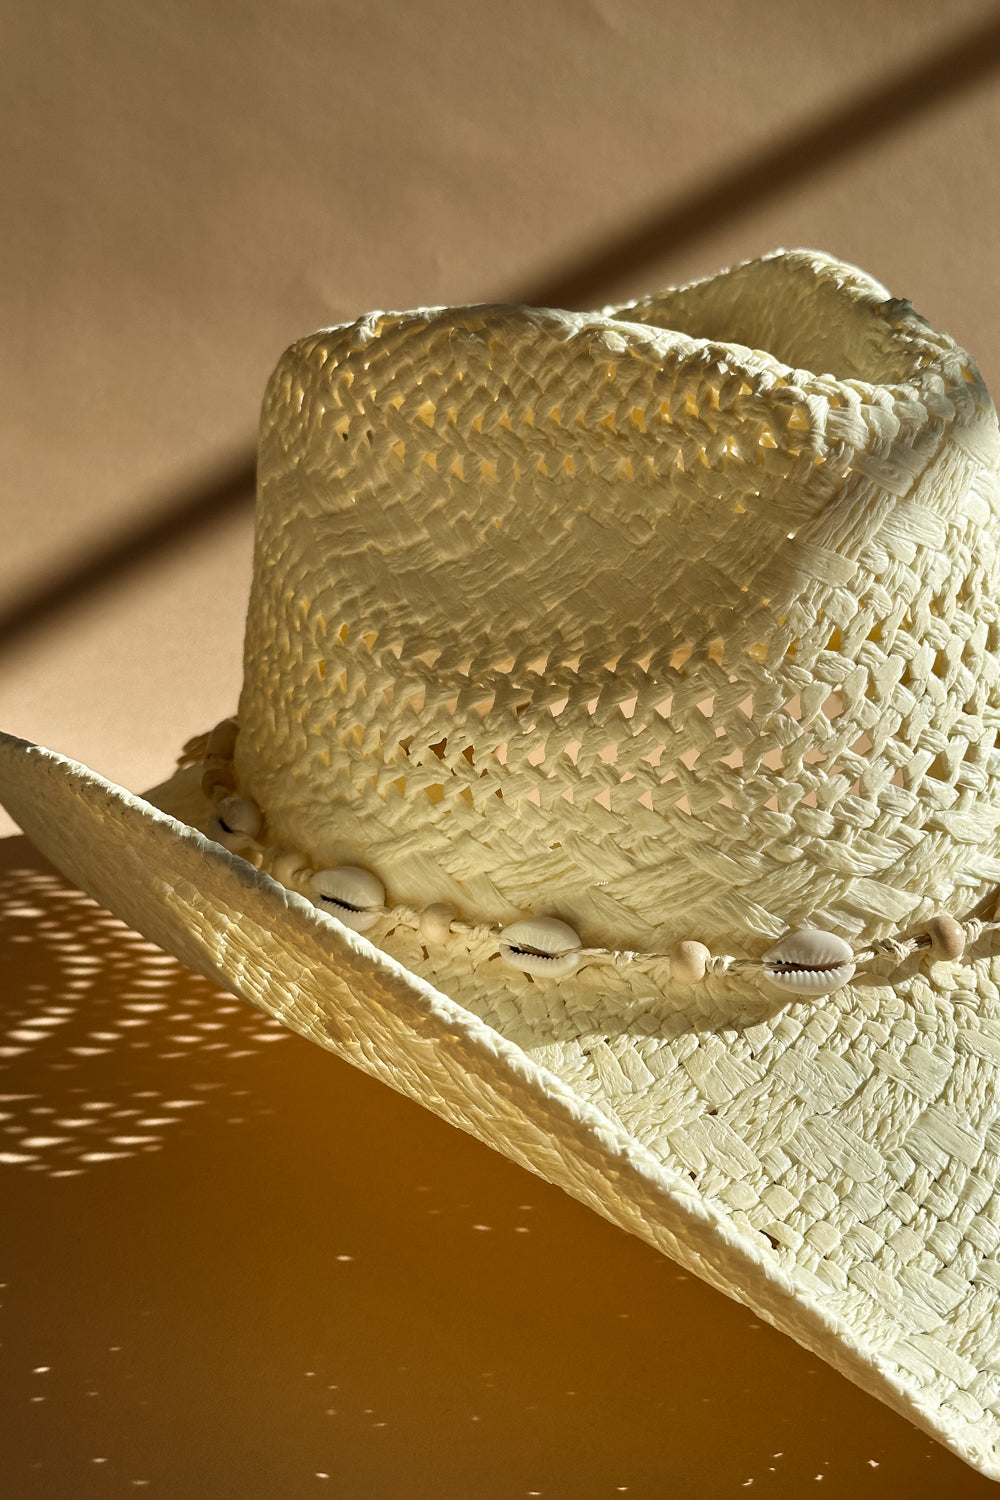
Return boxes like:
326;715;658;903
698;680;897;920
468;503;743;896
923;913;966;962
269;852;313;888
671;940;711;984
419;903;455;944
206;717;239;760
201;766;236;800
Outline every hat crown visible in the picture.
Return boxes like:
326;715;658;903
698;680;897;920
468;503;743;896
236;250;1000;951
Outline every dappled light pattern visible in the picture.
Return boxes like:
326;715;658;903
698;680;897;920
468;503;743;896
1;862;287;1177
1;839;996;1496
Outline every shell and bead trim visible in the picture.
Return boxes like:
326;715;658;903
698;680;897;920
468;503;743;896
309;866;386;933
187;720;1000;999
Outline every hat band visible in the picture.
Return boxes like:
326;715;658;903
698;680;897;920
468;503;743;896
182;720;1000;1001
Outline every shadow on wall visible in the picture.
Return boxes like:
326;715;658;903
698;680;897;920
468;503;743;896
3;14;1000;667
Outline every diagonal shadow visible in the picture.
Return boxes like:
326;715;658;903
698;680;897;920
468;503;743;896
0;453;257;651
2;10;1000;661
516;10;1000;310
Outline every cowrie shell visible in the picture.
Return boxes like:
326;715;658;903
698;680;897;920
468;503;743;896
499;917;582;977
207;818;248;853
310;866;385;932
208;794;262;852
761;927;855;996
214;795;263;840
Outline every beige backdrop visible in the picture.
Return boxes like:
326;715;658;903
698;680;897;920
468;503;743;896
5;2;1000;1494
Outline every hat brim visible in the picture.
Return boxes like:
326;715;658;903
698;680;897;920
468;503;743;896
2;727;1000;1481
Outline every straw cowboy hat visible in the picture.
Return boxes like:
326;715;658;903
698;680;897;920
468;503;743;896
5;247;1000;1479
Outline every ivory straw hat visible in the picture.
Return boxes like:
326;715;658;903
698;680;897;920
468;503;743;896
5;247;1000;1478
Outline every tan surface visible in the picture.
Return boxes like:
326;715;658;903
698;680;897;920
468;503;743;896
6;2;1000;1491
3;833;999;1499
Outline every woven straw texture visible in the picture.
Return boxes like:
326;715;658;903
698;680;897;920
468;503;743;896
239;250;1000;955
6;249;1000;1478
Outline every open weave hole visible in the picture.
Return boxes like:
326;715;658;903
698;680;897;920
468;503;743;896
238;249;1000;959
